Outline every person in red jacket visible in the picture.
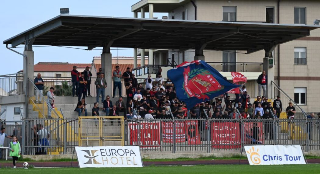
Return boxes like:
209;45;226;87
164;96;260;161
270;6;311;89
71;66;79;97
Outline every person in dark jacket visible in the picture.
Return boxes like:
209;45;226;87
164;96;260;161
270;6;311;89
273;96;282;118
103;95;113;115
257;71;267;97
83;66;92;97
71;66;79;97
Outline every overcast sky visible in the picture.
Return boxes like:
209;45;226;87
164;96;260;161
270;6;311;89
0;0;165;75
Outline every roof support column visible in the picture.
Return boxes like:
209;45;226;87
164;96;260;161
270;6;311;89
23;38;34;119
263;45;276;99
194;44;206;61
101;45;112;98
23;40;35;98
148;3;154;73
133;11;138;68
140;7;145;67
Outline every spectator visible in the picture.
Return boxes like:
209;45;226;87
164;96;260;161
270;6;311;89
122;67;133;87
253;96;261;109
110;105;119;125
34;73;44;103
155;67;163;85
95;73;107;103
255;111;262;119
213;111;222;119
116;97;126;115
222;111;230;119
126;99;134;119
76;99;87;116
307;113;315;140
273;96;282;118
225;96;231;108
261;97;269;108
157;103;166;119
0;127;12;159
9;136;21;168
247;103;254;118
165;78;174;90
92;102;100;116
171;102;179;118
47;87;55;118
33;124;50;154
113;66;122;98
190;104;200;119
83;66;92;97
133;89;143;101
149;95;158;111
145;75;154;90
103;95;113;115
109;105;119;116
286;102;296;119
254;103;264;117
126;82;134;103
71;66;79;97
145;110;154;119
257;71;267;97
230;108;240;119
131;74;138;89
251;123;260;144
78;72;87;102
96;68;103;76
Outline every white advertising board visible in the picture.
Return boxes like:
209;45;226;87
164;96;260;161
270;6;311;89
75;146;143;168
244;145;306;165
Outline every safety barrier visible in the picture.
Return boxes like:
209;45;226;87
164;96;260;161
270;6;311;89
1;118;319;156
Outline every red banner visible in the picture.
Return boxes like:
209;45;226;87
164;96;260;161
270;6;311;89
211;122;240;149
162;121;186;143
243;122;264;144
227;87;240;94
128;122;160;148
231;72;247;83
185;121;201;145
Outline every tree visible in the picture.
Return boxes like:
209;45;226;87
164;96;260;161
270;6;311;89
54;81;72;96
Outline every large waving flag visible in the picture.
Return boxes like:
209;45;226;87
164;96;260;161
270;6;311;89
167;60;240;110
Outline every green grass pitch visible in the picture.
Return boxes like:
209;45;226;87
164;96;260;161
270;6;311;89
2;164;320;174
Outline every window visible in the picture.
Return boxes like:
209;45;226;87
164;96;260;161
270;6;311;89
266;7;274;23
56;74;62;78
223;6;237;22
222;51;236;72
14;107;21;115
294;88;306;105
294;47;307;65
294;7;306;24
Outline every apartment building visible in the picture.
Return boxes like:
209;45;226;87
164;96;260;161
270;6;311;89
132;0;320;112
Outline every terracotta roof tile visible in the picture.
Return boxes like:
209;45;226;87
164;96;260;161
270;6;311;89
33;62;91;72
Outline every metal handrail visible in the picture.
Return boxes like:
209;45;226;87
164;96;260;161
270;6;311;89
0;109;6;117
271;81;308;119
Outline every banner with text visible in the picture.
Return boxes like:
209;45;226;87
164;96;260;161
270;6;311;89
162;121;186;143
128;122;160;147
211;122;240;149
244;145;306;165
75;146;143;168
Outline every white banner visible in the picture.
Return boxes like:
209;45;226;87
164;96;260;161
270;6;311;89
75;146;143;168
244;145;306;165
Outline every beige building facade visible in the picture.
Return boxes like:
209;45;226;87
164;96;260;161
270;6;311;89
132;0;320;112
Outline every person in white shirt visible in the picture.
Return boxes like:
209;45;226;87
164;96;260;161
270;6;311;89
145;110;154;119
0;127;12;159
145;75;153;90
33;124;50;154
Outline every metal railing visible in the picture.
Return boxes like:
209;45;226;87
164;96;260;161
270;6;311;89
1;118;319;156
0;72;23;96
28;78;62;119
206;62;263;72
271;81;308;119
125;118;320;153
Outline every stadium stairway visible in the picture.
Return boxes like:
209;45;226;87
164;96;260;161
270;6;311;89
29;96;78;155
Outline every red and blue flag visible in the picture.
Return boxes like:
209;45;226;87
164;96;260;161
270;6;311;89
167;60;240;109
